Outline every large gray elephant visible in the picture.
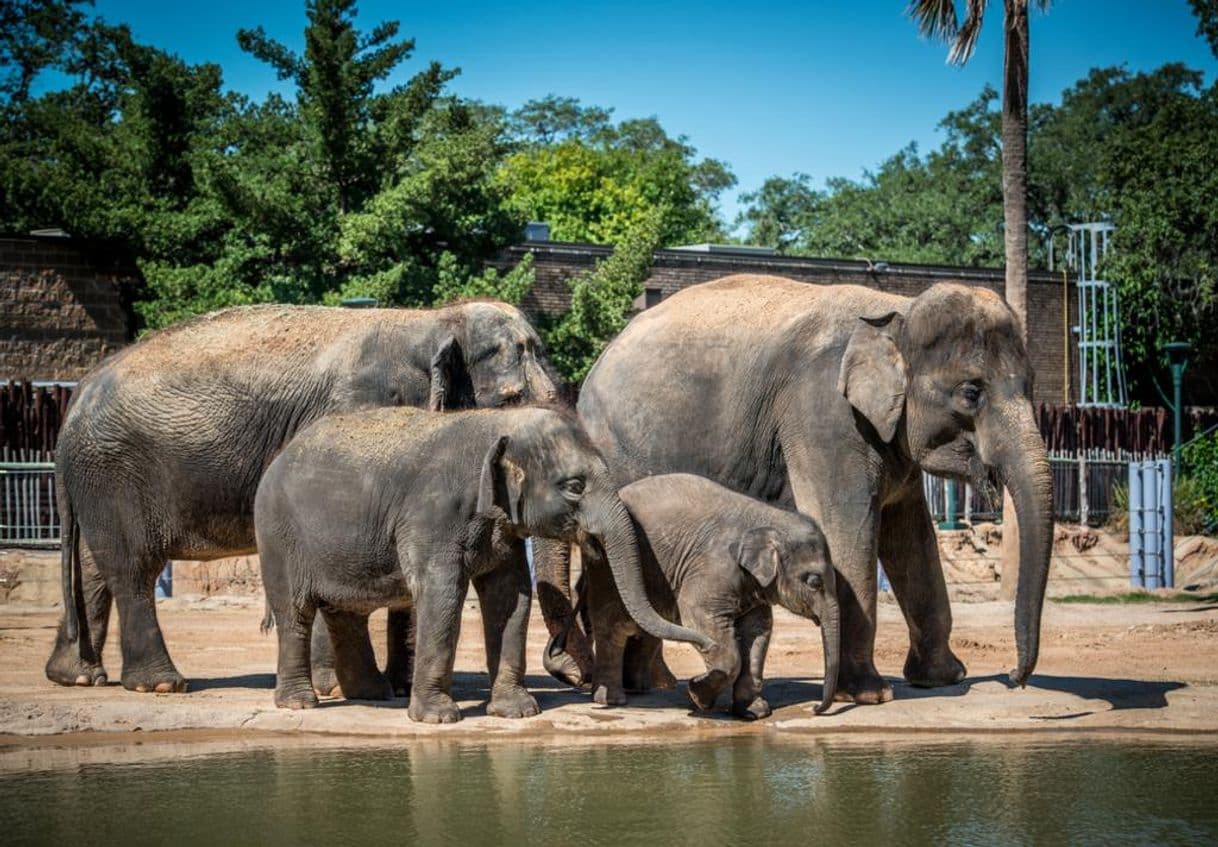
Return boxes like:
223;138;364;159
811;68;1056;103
537;275;1053;705
555;473;839;719
256;406;711;723
48;301;556;693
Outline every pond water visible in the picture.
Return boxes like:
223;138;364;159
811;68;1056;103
3;735;1215;846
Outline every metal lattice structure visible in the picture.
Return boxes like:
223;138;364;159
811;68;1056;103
1068;222;1127;407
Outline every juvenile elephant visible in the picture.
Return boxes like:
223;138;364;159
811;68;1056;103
48;301;556;694
538;275;1053;705
555;474;839;719
256;406;712;723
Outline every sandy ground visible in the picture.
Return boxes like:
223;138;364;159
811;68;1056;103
2;589;1216;756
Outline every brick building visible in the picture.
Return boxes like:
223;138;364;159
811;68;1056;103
0;233;137;381
497;241;1079;406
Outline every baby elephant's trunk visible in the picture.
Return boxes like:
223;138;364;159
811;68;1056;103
814;592;840;714
583;488;714;651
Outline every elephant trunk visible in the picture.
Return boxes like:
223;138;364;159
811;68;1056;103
814;590;840;714
582;488;714;651
990;400;1055;687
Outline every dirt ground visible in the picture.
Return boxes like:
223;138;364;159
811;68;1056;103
1;586;1215;751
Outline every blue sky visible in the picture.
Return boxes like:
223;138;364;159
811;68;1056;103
93;1;1217;223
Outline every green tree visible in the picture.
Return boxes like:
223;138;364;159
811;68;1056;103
541;206;664;382
497;98;734;246
1191;0;1218;58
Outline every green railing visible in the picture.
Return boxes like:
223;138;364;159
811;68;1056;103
0;462;59;547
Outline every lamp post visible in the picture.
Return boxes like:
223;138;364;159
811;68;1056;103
1164;341;1191;472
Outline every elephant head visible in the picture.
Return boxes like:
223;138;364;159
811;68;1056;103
432;302;557;411
733;524;840;713
837;283;1052;686
475;409;713;652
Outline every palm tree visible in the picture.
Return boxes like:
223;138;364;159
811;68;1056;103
908;1;1051;599
908;0;1051;337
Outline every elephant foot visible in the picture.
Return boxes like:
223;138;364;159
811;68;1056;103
543;640;591;690
904;648;967;688
732;696;772;721
592;683;627;707
45;650;108;688
275;684;319;710
833;671;893;705
122;666;188;694
687;670;729;712
311;664;341;698
408;692;461;724
487;684;540;719
340;672;394;702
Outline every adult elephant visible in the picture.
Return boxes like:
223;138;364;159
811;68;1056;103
537;275;1052;705
48;300;556;693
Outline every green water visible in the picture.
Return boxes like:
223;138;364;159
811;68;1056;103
3;736;1216;846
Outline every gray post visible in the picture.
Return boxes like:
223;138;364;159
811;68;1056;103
1078;453;1089;526
1129;462;1144;588
1161;459;1174;590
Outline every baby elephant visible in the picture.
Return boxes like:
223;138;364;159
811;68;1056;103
256;406;710;724
563;473;839;719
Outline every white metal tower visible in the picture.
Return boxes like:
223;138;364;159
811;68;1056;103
1068;222;1127;408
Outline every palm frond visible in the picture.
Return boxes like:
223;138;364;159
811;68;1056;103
906;0;959;43
948;0;989;64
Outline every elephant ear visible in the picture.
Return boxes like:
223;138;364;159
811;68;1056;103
476;435;526;523
837;312;908;443
429;335;475;411
730;527;783;589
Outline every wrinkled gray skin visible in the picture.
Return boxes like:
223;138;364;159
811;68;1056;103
554;474;839;719
537;276;1053;705
47;301;556;694
255;407;712;723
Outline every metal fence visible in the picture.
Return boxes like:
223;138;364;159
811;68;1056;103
0;454;59;547
923;450;1162;527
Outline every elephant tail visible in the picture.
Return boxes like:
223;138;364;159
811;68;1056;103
260;599;275;634
58;484;81;643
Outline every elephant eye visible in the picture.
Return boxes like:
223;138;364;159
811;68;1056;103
561;477;585;499
473;346;500;365
805;573;824;591
958;382;983;407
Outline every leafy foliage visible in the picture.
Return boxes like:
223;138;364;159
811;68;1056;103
540;206;663;383
497;97;735;246
1182;429;1218;533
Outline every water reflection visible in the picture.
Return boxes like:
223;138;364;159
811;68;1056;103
4;736;1216;846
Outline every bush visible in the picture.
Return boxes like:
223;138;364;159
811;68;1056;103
1182;430;1218;533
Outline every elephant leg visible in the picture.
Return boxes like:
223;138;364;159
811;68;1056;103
108;547;187;694
320;608;393;701
384;608;415;697
309;619;340;697
788;471;891;705
474;556;540;719
879;491;966;687
732;605;773;720
533;537;594;688
274;599;319;710
590;617;630;707
681;607;740;713
407;560;466;724
45;542;109;687
622;635;676;693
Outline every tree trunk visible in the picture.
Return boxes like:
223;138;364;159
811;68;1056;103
1000;0;1031;602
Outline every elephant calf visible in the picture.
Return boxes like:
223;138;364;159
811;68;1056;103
256;406;710;724
560;473;839;719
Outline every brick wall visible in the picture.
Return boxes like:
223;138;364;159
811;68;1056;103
1;235;137;381
495;243;1079;406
